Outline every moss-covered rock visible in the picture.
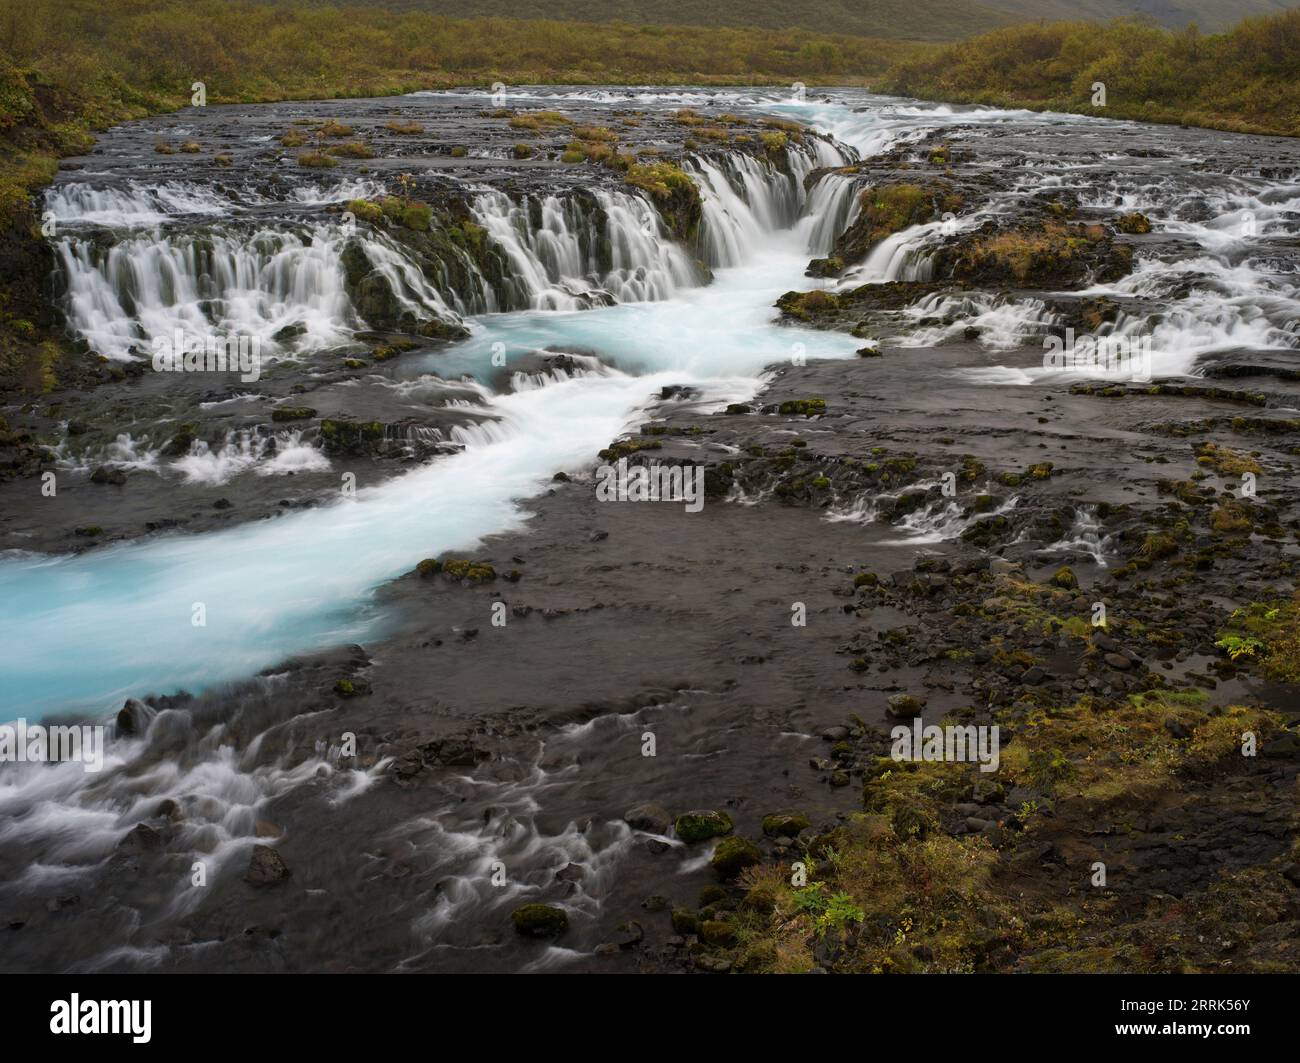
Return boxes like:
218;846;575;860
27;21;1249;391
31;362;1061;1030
1049;565;1078;590
761;811;811;837
674;809;733;843
271;406;316;422
710;835;761;878
511;903;568;937
698;920;737;947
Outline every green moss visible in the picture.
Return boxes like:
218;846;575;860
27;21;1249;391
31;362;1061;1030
1116;212;1152;234
761;811;811;837
777;398;826;417
441;559;497;583
711;835;761;878
598;438;661;461
326;140;375;159
1049;566;1077;590
271;406;316;421
511;904;568;937
675;810;733;843
346;199;383;224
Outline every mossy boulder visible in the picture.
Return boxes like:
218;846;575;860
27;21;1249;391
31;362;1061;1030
319;418;386;456
1116;212;1152;234
674;809;733;843
442;559;497;583
886;693;926;718
511;903;568;937
710;835;761;878
624;161;701;242
761;811;811;837
699;920;737;947
776;398;826;417
271;406;316;422
1049;566;1078;590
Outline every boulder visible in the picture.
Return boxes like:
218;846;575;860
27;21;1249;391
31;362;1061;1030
674;810;733;843
511;903;568;937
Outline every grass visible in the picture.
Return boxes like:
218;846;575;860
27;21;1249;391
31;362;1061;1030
882;13;1300;138
1215;595;1300;683
719;693;1289;973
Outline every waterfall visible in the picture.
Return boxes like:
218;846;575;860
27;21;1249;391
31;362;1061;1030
54;226;361;359
800;172;861;256
469;188;697;311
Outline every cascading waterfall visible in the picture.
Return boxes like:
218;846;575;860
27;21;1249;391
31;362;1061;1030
1048;504;1109;566
686;144;843;267
469;188;697;310
800;171;861;257
54;226;361;359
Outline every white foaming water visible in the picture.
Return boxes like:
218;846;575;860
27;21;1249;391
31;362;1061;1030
798;171;861;256
687;153;805;267
0;692;384;949
10;87;1297;970
46;182;232;227
470;188;697;309
397;712;648;957
895;292;1060;350
1047;504;1109;566
47;178;383;228
171;430;331;486
55;224;361;359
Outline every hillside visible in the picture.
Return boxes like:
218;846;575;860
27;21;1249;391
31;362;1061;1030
314;0;1011;41
883;12;1300;136
308;0;1296;37
990;0;1293;33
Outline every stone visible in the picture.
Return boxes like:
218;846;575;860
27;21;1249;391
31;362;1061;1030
116;698;152;736
245;844;291;886
119;824;161;851
555;862;585;883
886;693;926;718
624;803;673;834
511;903;568;937
674;809;733;843
699;920;737;947
710;836;761;878
761;811;811;837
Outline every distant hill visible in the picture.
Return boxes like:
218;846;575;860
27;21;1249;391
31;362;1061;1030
322;0;1015;41
987;0;1293;33
326;0;1297;39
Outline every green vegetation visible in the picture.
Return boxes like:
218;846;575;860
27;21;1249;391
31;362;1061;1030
342;0;1009;43
883;13;1300;137
1215;596;1300;682
718;696;1287;972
